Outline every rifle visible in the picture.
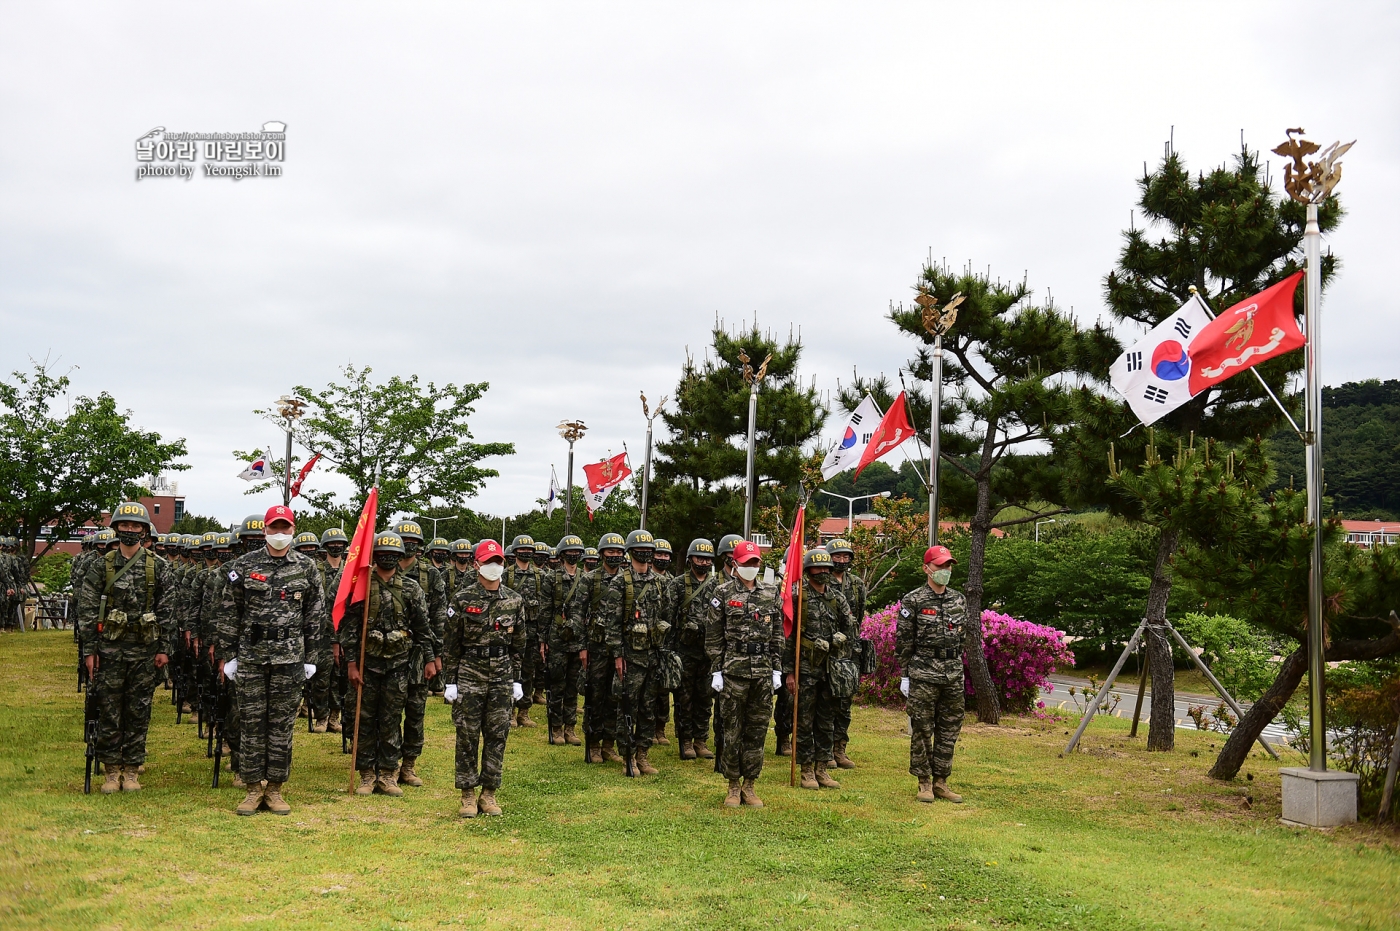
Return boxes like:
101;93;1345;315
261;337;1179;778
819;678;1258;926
210;672;230;787
82;675;100;794
617;660;635;777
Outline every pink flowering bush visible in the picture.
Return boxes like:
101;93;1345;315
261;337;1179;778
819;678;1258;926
855;603;1074;715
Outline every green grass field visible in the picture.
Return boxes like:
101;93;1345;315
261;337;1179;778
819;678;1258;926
1;631;1395;930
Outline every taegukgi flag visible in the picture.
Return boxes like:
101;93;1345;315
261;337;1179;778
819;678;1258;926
822;394;882;480
237;449;273;482
1109;297;1214;425
546;468;563;518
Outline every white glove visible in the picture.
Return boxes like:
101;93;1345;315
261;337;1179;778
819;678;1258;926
900;677;910;697
222;658;238;678
711;671;724;693
512;682;524;703
444;684;459;702
303;663;316;680
772;670;783;690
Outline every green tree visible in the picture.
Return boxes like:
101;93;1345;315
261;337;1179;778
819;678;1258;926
649;324;826;546
238;364;514;520
841;263;1093;724
0;360;187;557
1062;140;1343;750
171;512;229;535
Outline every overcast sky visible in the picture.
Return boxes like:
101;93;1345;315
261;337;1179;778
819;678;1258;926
2;3;1396;528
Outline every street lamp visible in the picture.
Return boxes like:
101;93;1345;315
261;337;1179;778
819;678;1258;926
420;515;458;539
274;396;307;506
1034;518;1057;543
818;489;891;533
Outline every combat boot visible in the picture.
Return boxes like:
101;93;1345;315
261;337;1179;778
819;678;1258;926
775;735;791;757
137;763;146;774
600;739;623;763
932;778;963;803
235;782;265;815
399;757;424;787
563;725;581;746
679;739;696;760
298;699;309;718
652;725;669;746
326;710;342;734
815;762;841;789
311;717;328;734
120;768;142;792
459;788;478;819
478;787;502;816
724;779;742;808
833;742;856;769
516;709;537;728
916;779;935;803
636;749;658;776
585;739;602;764
741;779;764;808
100;767;121;794
232;772;246;790
693;738;715;760
549;726;566;746
532;689;546;706
355;770;376;795
799;762;819;790
263;783;291;815
376;770;404;797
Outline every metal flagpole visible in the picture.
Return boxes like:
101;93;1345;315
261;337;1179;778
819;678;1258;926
917;287;961;545
739;351;771;541
558;421;587;535
639;394;666;531
275;396;306;506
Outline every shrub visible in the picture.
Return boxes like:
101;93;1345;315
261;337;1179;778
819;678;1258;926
856;602;903;707
1171;612;1279;702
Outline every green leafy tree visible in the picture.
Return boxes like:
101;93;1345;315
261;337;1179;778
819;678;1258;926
1062;140;1343;750
171;512;230;535
0;360;187;557
650;324;826;545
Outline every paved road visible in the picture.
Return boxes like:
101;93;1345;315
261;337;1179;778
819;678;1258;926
1040;673;1293;745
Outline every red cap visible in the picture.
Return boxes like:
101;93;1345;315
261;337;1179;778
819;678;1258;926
264;505;295;528
734;540;762;565
923;545;956;566
475;540;504;562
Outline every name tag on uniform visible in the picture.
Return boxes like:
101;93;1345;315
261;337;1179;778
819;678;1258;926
920;608;938;616
465;606;483;615
250;572;268;582
728;600;745;608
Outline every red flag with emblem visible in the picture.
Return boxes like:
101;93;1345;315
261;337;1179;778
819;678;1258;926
852;391;915;480
781;505;805;637
331;487;377;630
583;453;631;494
1186;272;1305;396
290;453;321;499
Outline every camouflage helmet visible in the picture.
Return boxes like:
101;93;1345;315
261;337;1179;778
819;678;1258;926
294;531;321;551
582;546;600;562
110;501;155;533
826;538;854;559
450;538;474;557
181;533;200;549
653;539;673;558
392;520;424;544
556;534;586;555
199;531;219;549
428;537;451;554
95;528;117;546
803;548;834;571
596;532;625;553
686;538;715;559
373;531;406;555
716;534;744;560
532;545;554;562
214;533;234;551
508;534;536;557
155;533;169;547
320;527;349;548
624;529;656;553
238;514;267;539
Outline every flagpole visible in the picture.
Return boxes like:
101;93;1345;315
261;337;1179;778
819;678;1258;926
790;576;804;789
739;352;771;541
638;394;666;532
275;396;307;507
347;593;370;794
917;287;960;546
558;421;587;535
1302;201;1326;772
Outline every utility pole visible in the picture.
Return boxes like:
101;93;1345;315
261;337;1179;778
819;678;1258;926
917;285;962;545
739;349;772;540
557;420;587;535
638;393;667;531
275;396;307;506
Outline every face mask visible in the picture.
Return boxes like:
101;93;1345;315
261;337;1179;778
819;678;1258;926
478;562;505;582
374;553;400;571
735;565;760;582
326;547;346;559
403;541;421;556
454;557;471;567
930;568;953;586
116;530;144;547
632;550;653;564
604;554;625;569
690;560;712;577
807;571;829;585
265;532;295;551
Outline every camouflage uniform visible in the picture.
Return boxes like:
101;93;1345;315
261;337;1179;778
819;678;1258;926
669;569;719;751
783;578;855;766
575;563;623;749
339;573;431;774
602;566;670;758
214;547;326;786
505;561;550;720
896;583;967;782
544;566;588;735
304;557;339;724
443;579;525;790
706;577;782;781
77;548;176;771
399;558;447;761
831;569;868;755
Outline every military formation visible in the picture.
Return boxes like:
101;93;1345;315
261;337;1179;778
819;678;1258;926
61;501;970;816
1;536;32;630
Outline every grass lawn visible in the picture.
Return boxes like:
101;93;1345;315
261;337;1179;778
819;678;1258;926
1;631;1395;931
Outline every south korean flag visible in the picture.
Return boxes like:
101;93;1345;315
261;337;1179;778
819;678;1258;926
1109;296;1213;426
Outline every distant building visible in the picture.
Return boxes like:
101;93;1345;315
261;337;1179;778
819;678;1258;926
1341;520;1397;549
815;514;1004;544
38;487;187;557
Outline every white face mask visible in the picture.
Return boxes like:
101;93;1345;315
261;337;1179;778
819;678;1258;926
478;562;505;582
265;533;295;551
735;565;761;582
930;568;952;586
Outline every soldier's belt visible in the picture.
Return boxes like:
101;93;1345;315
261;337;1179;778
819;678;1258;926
738;641;770;656
248;622;298;645
468;644;508;658
926;647;962;661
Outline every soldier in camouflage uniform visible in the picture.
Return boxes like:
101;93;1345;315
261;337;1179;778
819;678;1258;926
706;540;782;807
529;543;555;706
214;506;326;815
504;535;550;727
602;530;670;776
443;539;475;595
826;538;867;770
77;503;176;793
668;538;717;760
783;548;856;791
391;520;446;788
649;538;674;745
443;539;525;817
341;531;433;798
896;544;966;804
582;546;600;573
543;535;588;746
319;527;349;733
577;533;626;763
74;529;116;660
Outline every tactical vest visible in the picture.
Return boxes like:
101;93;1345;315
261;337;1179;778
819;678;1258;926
98;550;159;644
363;574;411;658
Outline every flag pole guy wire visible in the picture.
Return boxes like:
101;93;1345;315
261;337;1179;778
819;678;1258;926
1273;127;1353;772
638;393;667;531
739;349;772;541
557;420;588;536
918;286;963;545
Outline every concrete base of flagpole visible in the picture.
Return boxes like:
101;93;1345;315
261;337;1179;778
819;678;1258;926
1279;767;1358;827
